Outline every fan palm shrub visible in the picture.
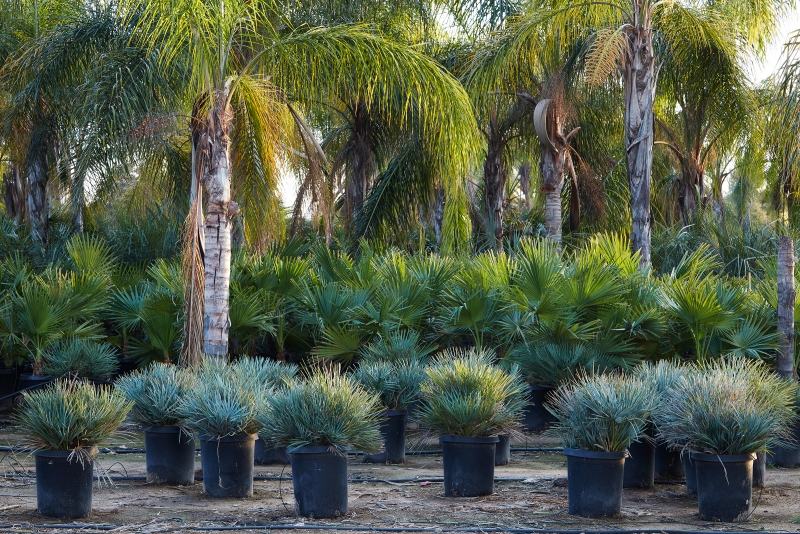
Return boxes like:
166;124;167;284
657;358;796;456
260;369;382;517
178;359;270;497
418;348;526;497
41;338;119;380
546;371;653;517
14;379;131;518
656;357;797;521
547;372;653;453
350;360;427;463
116;363;198;484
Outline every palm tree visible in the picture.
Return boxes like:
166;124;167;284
463;0;787;264
113;0;477;360
654;11;752;222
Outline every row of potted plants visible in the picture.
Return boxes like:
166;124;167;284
548;358;798;522
15;355;798;523
16;350;526;518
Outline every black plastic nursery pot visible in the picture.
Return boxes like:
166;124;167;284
364;409;407;464
522;385;557;431
290;446;348;518
199;434;256;498
753;451;765;489
254;437;290;465
654;442;685;480
35;449;95;518
682;451;697;496
623;438;655;489
495;434;511;466
440;435;498;497
19;373;53;394
144;426;196;485
564;448;625;518
692;452;754;522
0;367;16;405
768;422;800;467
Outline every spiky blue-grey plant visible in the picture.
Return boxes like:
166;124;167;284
116;363;196;427
350;360;427;410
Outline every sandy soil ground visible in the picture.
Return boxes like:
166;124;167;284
0;417;798;534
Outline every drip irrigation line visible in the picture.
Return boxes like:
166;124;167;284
0;524;778;534
0;446;564;455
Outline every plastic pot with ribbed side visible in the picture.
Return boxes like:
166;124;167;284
564;448;625;518
144;426;196;485
35;448;96;518
363;409;407;464
522;386;556;431
654;442;685;480
440;435;498;497
768;422;800;467
495;434;511;466
290;446;348;518
692;452;754;522
199;434;256;498
254;437;289;465
623;438;655;489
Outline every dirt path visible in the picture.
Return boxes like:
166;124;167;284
0;423;799;534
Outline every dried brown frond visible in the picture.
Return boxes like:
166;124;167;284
180;189;204;369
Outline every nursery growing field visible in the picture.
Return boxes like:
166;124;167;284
1;423;799;534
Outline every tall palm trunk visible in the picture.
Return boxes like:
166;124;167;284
777;236;796;378
677;161;704;220
346;102;372;225
3;162;26;223
540;145;568;245
27;152;49;245
624;21;656;266
519;163;532;211
202;86;236;359
483;121;507;249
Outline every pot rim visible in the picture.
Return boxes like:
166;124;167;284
440;435;500;444
287;445;344;455
690;451;756;462
144;425;190;435
18;374;54;381
527;384;554;392
382;409;407;417
33;446;99;459
563;447;626;459
198;433;257;443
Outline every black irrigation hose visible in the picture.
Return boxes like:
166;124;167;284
0;524;778;534
0;474;533;483
0;446;565;455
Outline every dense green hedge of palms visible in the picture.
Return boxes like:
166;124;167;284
0;225;790;377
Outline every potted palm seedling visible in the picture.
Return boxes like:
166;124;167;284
14;379;131;518
116;363;197;484
418;349;527;497
505;342;624;431
547;372;652;518
350;360;427;464
260;370;382;518
658;358;796;522
230;358;299;465
178;360;268;498
628;360;690;488
42;338;119;384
